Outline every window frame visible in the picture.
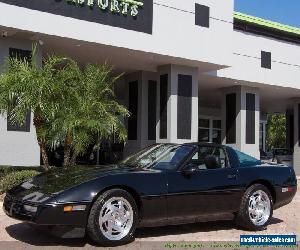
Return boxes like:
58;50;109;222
198;116;222;144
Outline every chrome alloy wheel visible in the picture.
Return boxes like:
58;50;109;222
248;190;271;226
99;197;133;241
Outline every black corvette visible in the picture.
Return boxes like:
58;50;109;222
3;143;297;246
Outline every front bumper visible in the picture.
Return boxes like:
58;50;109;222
3;194;90;238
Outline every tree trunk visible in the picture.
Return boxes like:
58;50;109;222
70;152;77;166
63;134;72;167
39;140;50;171
33;113;49;171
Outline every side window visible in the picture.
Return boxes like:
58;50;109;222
235;150;261;167
190;146;228;170
213;147;228;168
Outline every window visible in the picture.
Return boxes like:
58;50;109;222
261;51;271;69
7;110;31;132
199;118;222;144
190;146;228;170
199;119;210;142
235;149;261;167
121;144;193;170
195;4;210;28
128;81;138;140
212;120;222;144
7;48;32;132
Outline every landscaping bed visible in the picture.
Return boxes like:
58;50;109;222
0;166;43;201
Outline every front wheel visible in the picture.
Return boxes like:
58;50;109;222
235;184;273;231
87;189;138;246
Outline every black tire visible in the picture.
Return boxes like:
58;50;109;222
235;184;273;231
87;189;138;246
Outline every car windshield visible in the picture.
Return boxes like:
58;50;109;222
274;149;292;156
120;144;194;169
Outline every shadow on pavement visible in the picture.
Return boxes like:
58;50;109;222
136;217;284;238
5;217;284;247
5;223;89;247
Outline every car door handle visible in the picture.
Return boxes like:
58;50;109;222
227;174;237;179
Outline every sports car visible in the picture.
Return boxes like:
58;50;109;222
3;143;297;246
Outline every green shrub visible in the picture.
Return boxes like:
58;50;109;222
0;170;40;194
0;166;15;179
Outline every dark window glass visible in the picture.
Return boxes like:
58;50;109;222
199;129;210;142
160;74;168;139
213;120;221;129
7;110;31;132
226;93;236;144
177;74;192;139
261;51;271;69
148;80;157;140
199;119;210;128
190;146;227;170
288;114;294;149
246;93;255;144
259;123;263;150
212;130;222;144
9;48;32;62
195;4;210;28
7;48;32;132
128;81;138;140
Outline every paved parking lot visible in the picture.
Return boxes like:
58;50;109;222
0;185;299;249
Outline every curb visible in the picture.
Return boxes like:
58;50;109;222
0;202;4;216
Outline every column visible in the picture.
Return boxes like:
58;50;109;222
123;71;158;157
156;65;198;144
286;109;294;151
221;85;260;159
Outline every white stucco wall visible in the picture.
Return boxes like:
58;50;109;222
0;38;40;166
218;30;300;89
0;0;234;68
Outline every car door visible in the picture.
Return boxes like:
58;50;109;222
166;145;243;222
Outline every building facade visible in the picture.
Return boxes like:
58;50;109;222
0;0;299;174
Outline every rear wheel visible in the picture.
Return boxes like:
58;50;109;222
235;184;273;231
87;189;138;246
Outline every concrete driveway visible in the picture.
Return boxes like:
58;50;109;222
0;186;299;249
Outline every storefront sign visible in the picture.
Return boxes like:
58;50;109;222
66;0;143;17
0;0;153;34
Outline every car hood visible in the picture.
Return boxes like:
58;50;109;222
7;165;134;203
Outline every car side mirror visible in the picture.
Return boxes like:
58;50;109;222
182;163;197;177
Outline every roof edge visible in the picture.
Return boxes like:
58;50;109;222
234;12;300;37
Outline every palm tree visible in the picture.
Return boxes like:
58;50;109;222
0;44;129;169
51;62;129;167
0;45;68;170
